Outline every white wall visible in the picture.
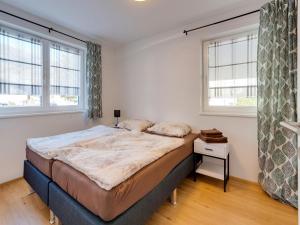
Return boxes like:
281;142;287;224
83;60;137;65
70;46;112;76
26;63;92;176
0;1;266;183
0;3;118;184
116;6;263;182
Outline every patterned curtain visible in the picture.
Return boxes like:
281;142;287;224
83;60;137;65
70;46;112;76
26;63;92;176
257;0;297;207
86;42;102;119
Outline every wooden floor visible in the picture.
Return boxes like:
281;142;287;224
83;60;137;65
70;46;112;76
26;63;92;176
0;176;297;225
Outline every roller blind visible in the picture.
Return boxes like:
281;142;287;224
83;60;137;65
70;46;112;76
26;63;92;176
0;26;42;107
50;43;81;106
207;32;258;107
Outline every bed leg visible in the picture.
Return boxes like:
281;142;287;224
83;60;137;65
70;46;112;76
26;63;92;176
170;188;177;205
54;216;62;225
28;184;35;194
49;210;55;224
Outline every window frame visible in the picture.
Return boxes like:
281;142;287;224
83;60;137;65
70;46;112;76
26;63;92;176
201;29;258;118
0;23;87;118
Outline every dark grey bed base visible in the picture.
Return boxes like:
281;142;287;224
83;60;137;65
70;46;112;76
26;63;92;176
24;154;193;225
23;160;51;205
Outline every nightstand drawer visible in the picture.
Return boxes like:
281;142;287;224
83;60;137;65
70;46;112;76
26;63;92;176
194;139;229;158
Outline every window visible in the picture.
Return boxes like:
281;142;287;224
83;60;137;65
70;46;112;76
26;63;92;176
50;43;81;106
0;25;85;116
0;27;43;107
202;30;258;116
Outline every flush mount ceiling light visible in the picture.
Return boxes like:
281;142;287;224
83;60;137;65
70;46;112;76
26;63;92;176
134;0;146;2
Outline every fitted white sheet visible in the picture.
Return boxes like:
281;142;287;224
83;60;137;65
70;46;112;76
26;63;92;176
27;125;118;159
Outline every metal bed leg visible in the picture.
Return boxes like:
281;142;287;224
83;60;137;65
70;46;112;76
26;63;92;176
49;210;55;224
170;188;177;205
28;184;35;194
54;216;62;225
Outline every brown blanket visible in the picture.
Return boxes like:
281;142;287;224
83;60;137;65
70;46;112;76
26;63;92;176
199;134;228;143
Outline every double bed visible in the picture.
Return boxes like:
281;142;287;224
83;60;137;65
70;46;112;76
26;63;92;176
24;125;199;225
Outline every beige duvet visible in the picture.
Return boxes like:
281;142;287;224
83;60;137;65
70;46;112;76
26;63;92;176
30;127;184;190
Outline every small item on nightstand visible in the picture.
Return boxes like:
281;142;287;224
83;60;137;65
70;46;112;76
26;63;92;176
114;110;121;127
199;128;228;143
201;128;222;136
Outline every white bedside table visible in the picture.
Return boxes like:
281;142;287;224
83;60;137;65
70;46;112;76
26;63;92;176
193;138;230;192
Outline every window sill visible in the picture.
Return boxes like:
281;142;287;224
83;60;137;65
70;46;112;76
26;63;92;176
199;111;257;118
0;110;87;119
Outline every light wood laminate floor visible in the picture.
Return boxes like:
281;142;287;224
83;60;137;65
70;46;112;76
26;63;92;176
0;176;297;225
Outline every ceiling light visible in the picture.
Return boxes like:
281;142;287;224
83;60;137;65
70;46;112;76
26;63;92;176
135;0;146;2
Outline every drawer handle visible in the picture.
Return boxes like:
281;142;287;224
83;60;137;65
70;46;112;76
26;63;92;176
204;148;214;151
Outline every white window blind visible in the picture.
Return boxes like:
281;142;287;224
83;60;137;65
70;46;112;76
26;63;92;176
0;27;43;107
50;43;81;106
203;30;258;116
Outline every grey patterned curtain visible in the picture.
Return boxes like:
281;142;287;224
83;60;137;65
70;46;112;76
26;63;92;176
86;42;102;119
257;0;297;207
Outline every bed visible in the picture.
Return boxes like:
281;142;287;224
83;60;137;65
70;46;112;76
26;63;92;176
25;126;120;206
24;125;199;225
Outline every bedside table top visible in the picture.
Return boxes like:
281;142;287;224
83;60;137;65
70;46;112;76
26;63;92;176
194;138;228;146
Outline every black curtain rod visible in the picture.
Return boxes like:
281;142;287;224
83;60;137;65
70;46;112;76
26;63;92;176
0;9;87;44
183;9;260;35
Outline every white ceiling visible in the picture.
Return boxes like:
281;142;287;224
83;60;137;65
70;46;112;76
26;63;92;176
0;0;267;44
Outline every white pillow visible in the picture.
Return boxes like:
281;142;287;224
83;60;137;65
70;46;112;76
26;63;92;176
147;122;191;137
117;119;154;132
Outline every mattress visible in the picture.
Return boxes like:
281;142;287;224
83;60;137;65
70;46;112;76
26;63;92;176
26;147;53;178
51;133;199;221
